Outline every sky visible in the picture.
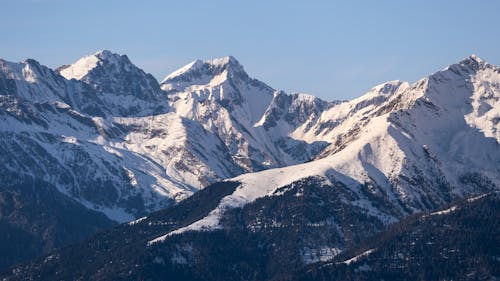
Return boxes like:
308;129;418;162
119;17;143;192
1;0;500;100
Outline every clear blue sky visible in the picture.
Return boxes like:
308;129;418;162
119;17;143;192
1;0;499;100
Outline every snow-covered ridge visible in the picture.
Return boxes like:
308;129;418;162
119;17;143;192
1;51;499;226
59;53;100;80
161;55;242;84
163;59;204;81
59;50;124;80
341;249;376;265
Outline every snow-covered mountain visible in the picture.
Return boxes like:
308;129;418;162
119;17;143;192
1;52;499;278
1;51;498;228
161;56;331;172
147;55;500;259
0;51;333;223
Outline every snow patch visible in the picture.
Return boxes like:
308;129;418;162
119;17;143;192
302;247;342;264
59;54;100;80
467;193;489;203
341;249;376;265
430;206;458;216
128;216;147;226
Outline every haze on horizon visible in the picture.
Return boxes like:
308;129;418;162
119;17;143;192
1;0;499;100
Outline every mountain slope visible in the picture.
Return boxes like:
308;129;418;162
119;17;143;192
3;185;497;281
291;192;500;281
0;95;183;221
0;173;115;270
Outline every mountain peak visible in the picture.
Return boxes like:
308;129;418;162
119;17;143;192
161;55;246;85
465;54;484;64
369;80;407;95
163;59;204;81
435;54;494;78
58;50;131;80
207;55;244;75
206;55;240;67
56;50;166;116
93;50;129;64
94;49;115;57
453;54;492;73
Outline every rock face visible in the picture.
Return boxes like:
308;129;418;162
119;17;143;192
0;51;499;277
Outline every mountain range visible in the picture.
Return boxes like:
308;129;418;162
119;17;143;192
0;51;498;278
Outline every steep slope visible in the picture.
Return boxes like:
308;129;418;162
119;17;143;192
0;54;190;222
161;56;331;172
110;113;243;191
257;91;335;162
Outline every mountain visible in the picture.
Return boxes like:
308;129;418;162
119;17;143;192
161;56;333;172
0;51;298;225
0;52;498;277
148;54;499;243
0;51;335;269
257;91;335;162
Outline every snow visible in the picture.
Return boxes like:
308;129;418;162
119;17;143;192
86;203;135;222
59;53;100;80
463;63;500;142
302;247;342;264
59;50;129;81
61;135;78;144
430;206;458;216
428;193;490;217
128;216;147;225
207;55;239;67
162;59;204;82
160;55;293;175
341;249;376;265
466;193;489;203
